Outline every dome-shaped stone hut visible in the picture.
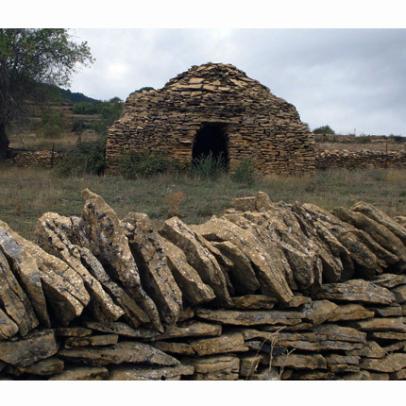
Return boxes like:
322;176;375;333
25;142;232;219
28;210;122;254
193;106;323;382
106;63;315;175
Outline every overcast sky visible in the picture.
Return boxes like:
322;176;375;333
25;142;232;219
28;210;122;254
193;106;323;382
70;29;406;135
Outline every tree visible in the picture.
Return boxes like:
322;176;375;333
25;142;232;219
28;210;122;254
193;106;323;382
0;29;93;158
313;125;335;135
109;96;122;103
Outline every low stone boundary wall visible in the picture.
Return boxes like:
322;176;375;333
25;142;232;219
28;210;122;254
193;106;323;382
13;150;63;168
316;149;406;170
0;190;405;380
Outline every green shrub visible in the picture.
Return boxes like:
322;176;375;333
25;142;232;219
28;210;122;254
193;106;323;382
356;135;371;143
313;125;335;135
71;119;86;133
388;135;405;143
40;110;65;137
72;100;124;135
192;153;226;179
54;136;106;176
119;152;177;179
232;159;256;184
72;102;100;115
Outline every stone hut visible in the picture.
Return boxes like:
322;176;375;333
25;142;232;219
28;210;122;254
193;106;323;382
106;63;315;175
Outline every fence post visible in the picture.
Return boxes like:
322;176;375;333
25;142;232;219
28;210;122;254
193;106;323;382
50;143;55;168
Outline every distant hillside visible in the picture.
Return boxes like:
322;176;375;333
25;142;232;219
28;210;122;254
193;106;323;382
40;84;100;104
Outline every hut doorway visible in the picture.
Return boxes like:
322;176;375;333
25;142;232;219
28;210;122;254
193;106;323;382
192;123;229;169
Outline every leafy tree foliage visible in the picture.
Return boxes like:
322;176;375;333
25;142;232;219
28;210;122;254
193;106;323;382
313;125;335;135
0;29;93;158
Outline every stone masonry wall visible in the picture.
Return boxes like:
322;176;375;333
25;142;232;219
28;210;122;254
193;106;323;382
316;149;406;170
13;150;63;168
0;189;405;380
107;63;315;176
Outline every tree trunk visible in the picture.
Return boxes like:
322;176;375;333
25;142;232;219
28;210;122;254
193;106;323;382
0;122;10;160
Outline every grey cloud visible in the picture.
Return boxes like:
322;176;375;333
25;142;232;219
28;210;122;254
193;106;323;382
70;29;406;135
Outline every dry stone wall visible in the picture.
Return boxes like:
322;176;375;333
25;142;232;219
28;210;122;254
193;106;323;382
13;150;62;168
316;149;406;170
107;63;315;176
0;190;406;380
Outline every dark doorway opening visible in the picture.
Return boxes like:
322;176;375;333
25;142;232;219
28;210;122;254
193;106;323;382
192;123;229;169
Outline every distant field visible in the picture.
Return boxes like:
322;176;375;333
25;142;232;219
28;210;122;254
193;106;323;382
0;164;405;240
8;131;99;152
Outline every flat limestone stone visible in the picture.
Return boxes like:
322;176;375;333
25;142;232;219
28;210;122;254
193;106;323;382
315;279;395;305
50;367;109;380
285;295;312;308
272;354;327;370
0;329;58;367
196;308;303;326
300;300;338;325
193;217;294;303
329;304;375;321
263;322;313;333
392;285;406;303
341;370;372;380
153;341;195;356
370;306;402;318
382;341;406;353
7;358;64;376
81;189;162;331
299;204;382;276
36;212;124;322
344;371;390;380
352;201;406;244
55;327;93;337
325;354;360;373
79;248;150;328
193;371;239;380
84;321;157;339
178;307;195;321
361;353;406;373
291;370;335;380
239;355;263;378
369;372;390;380
185;355;240;375
242;325;366;352
64;334;119;348
392;368;406;379
161;217;232;304
0;247;39;335
211;241;260;293
109;365;194;380
372;331;406;341
154;321;222;341
335;207;406;262
373;273;406;289
189;333;248;356
59;341;180;366
0;308;18;340
352;318;406;332
346;341;386;358
159;236;215;305
0;221;87;326
0;227;50;328
229;295;276;310
123;213;183;324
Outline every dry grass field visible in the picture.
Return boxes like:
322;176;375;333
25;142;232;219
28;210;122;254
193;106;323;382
8;131;99;152
1;163;405;240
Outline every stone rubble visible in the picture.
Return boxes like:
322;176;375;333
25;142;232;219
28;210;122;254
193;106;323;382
0;189;405;380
